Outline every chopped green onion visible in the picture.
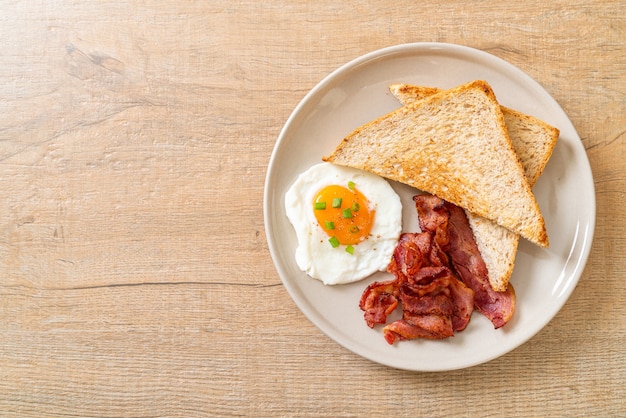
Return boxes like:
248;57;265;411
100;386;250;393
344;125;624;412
347;181;356;190
351;202;360;212
314;201;326;210
350;225;359;233
346;245;355;255
342;208;353;218
328;236;340;248
332;197;342;208
325;221;335;230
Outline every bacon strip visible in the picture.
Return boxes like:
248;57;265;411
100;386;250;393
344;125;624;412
389;232;450;279
361;231;474;343
359;279;399;328
361;232;448;328
384;314;454;344
360;194;516;344
444;202;516;328
382;267;475;343
414;195;516;329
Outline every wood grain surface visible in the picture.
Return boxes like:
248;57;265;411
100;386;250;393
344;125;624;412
0;1;624;416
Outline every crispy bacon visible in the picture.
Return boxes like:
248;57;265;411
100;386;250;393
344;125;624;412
360;230;474;343
360;193;517;344
384;314;454;344
400;277;454;317
387;232;450;283
388;233;426;282
414;195;516;329
444;202;516;328
360;232;451;328
359;279;399;328
446;271;476;331
393;267;474;335
413;194;450;249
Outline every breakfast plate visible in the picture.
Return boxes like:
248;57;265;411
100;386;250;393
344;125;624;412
263;43;595;371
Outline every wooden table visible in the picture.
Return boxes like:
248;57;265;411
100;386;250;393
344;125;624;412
1;1;624;416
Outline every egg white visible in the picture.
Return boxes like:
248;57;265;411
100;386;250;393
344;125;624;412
285;162;402;285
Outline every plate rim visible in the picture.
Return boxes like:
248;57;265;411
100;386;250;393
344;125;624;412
263;42;596;371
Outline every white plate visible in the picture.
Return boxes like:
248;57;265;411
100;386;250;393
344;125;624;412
263;43;595;371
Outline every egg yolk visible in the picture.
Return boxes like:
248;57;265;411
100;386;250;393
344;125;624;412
313;184;374;246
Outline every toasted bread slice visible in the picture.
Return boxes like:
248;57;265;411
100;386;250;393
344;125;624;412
323;80;549;248
389;83;559;291
389;84;559;186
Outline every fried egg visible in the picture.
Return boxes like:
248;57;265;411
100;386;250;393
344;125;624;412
285;162;402;285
